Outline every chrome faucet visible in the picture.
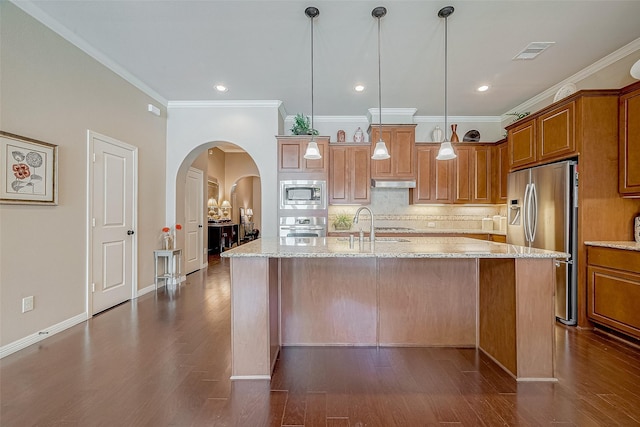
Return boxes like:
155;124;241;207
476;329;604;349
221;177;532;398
353;207;375;242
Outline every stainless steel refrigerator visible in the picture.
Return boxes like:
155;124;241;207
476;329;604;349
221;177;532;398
507;160;578;325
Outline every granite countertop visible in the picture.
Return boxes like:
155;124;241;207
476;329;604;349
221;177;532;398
221;237;567;259
330;228;507;236
584;241;640;252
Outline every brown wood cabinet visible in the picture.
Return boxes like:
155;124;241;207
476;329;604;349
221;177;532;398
411;144;453;204
507;100;577;170
492;139;508;203
455;145;492;204
369;125;416;179
587;246;640;340
508;119;537;169
329;144;371;205
619;81;640;196
412;143;493;205
277;136;329;174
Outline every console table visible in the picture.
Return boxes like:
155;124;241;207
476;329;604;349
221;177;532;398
153;248;182;290
208;223;238;254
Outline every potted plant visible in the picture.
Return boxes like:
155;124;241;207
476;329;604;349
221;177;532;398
290;113;319;136
332;212;353;231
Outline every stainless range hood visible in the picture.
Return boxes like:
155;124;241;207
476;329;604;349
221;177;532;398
371;179;416;188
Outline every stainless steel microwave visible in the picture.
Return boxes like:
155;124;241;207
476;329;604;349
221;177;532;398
280;180;326;210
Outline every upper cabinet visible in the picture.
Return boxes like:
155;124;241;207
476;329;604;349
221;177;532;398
277;136;329;175
619;81;640;197
411;143;493;205
492;139;508;203
369;125;416;179
411;145;454;204
506;91;620;172
329;144;371;205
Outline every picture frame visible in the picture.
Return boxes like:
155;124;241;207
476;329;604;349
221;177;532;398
1;131;58;205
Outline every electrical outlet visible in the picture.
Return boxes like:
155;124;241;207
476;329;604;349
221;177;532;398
427;222;436;228
22;296;34;313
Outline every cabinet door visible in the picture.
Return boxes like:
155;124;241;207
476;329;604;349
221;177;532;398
351;146;371;204
435;158;454;203
329;145;370;205
454;146;472;203
473;146;492;203
496;141;509;202
392;127;415;178
329;146;349;204
509;120;537;169
278;138;328;174
538;101;575;161
279;141;303;172
370;126;416;179
619;85;640;195
411;145;437;204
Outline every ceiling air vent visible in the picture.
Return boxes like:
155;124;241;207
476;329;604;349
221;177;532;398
513;42;555;60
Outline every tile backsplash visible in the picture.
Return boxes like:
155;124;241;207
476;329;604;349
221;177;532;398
328;188;507;232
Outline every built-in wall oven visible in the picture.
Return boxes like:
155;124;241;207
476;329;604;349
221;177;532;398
280;180;326;210
279;216;327;238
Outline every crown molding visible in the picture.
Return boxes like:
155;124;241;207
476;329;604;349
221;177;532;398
504;36;640;119
11;0;168;106
168;100;283;109
414;116;502;123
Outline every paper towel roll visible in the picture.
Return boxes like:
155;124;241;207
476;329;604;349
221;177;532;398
500;216;507;232
493;215;501;230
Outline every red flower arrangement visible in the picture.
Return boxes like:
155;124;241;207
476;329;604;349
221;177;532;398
161;224;182;249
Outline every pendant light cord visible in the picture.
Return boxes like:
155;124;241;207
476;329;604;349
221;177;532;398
377;15;382;141
444;15;448;139
311;15;315;137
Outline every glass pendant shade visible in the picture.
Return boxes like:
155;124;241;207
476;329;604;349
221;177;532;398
436;141;456;160
372;139;390;160
304;139;321;160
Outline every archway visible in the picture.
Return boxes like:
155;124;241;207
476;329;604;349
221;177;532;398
174;140;261;268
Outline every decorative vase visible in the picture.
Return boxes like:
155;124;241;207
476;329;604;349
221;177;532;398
163;234;173;250
450;124;459;142
635;215;640;243
337;130;346;142
432;126;443;143
354;127;364;143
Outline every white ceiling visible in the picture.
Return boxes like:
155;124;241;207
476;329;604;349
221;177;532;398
18;0;640;117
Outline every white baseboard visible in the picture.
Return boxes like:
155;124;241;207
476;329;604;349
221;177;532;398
0;312;88;359
137;283;156;297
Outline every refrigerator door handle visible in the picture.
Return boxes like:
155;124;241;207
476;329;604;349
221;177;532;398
530;183;538;242
523;183;531;243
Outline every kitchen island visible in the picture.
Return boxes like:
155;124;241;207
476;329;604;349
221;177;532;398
221;237;567;382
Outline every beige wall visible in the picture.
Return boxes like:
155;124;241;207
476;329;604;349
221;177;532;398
0;4;167;347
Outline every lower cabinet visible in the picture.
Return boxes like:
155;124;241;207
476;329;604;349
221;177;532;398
587;246;640;340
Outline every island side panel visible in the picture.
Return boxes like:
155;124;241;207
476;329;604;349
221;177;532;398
478;258;517;376
378;258;477;346
269;258;280;373
230;257;272;379
280;258;377;345
515;258;556;381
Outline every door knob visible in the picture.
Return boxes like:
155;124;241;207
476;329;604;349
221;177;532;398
127;230;135;235
199;224;203;228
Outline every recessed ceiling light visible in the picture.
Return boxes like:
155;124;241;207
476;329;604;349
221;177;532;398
215;84;228;92
354;84;365;92
477;85;489;92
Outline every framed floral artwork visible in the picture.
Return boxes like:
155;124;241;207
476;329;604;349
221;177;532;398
1;131;58;205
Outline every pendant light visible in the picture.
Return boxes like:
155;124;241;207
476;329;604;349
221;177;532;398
303;7;321;160
371;6;390;160
436;6;457;161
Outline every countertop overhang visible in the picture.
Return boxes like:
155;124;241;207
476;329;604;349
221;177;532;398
221;237;568;259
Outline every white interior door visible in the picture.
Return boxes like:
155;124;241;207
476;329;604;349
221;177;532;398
89;131;136;315
185;167;203;274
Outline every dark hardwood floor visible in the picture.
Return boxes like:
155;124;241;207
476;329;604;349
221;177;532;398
2;255;640;426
